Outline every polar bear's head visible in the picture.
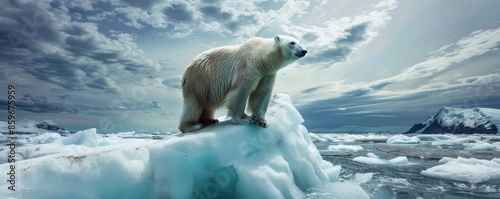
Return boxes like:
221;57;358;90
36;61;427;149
274;35;307;59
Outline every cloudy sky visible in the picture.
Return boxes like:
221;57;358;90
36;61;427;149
1;0;499;133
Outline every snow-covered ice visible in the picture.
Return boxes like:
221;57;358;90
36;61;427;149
324;144;364;153
353;153;410;165
0;94;370;199
387;135;420;144
421;157;500;183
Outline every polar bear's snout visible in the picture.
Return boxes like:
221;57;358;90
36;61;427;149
292;43;307;58
296;50;307;57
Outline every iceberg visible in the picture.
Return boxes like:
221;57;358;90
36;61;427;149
0;94;347;199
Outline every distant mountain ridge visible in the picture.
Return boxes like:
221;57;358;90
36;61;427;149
405;107;500;134
0;119;69;135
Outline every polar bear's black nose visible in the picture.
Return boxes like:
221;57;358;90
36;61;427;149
296;50;308;58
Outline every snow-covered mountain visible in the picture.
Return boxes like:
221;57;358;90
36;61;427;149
405;107;500;134
0;119;69;135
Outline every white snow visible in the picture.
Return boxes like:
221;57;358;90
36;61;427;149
353;153;410;165
421;157;500;183
387;135;421;144
0;94;368;199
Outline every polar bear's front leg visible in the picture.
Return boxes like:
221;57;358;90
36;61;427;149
226;86;252;125
248;74;276;128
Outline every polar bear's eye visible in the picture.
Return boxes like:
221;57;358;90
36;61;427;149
290;42;296;45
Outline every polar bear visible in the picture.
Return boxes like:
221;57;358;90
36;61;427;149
178;35;307;133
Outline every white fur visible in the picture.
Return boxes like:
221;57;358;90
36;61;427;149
178;35;306;132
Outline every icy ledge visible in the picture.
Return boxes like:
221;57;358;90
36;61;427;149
0;94;345;199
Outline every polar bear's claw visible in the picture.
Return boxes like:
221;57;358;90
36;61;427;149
202;119;219;125
252;118;268;128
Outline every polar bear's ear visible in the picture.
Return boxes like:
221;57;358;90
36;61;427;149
274;36;280;43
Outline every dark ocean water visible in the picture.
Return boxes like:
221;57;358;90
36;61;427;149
316;142;500;199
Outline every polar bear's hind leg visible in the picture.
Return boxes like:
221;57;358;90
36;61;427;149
179;98;204;133
199;108;219;125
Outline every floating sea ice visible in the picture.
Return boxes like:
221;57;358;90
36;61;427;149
367;153;379;158
307;181;370;199
421;157;500;183
353;173;374;184
416;134;455;142
353;153;410;165
465;142;496;151
431;137;477;146
326;144;364;153
30;133;62;144
309;133;327;142
61;128;101;147
388;156;409;165
386;135;420;144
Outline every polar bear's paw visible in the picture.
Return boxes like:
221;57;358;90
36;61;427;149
251;117;268;128
231;114;251;125
179;123;203;133
201;118;219;125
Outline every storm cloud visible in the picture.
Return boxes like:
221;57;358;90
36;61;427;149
0;0;159;94
304;23;370;64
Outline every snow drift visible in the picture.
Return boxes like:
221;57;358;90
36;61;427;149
0;94;345;199
405;107;500;134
